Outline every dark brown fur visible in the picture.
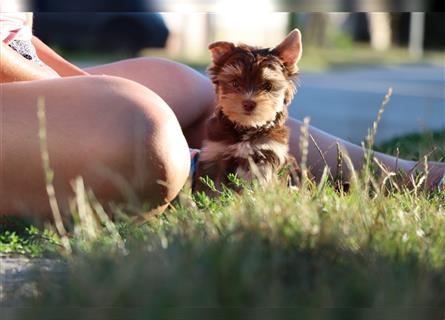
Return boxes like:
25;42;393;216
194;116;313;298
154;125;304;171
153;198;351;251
194;32;302;194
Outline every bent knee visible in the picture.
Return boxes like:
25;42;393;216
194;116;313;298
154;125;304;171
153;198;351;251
149;118;191;203
1;76;189;217
86;75;190;206
27;75;191;211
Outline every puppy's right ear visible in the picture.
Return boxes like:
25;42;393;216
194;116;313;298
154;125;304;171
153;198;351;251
209;41;235;63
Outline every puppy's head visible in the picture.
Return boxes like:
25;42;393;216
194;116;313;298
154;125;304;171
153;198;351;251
208;29;302;128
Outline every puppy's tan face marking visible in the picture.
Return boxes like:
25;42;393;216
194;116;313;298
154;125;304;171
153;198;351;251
208;45;298;128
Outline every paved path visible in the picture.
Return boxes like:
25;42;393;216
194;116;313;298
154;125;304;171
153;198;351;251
290;64;445;144
0;254;65;307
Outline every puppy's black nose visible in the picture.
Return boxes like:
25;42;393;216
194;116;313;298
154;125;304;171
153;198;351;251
242;100;257;112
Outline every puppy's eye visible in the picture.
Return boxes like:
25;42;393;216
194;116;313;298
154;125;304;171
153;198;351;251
263;82;272;92
231;80;240;88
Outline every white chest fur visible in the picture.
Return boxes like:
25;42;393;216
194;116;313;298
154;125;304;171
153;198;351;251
200;138;289;165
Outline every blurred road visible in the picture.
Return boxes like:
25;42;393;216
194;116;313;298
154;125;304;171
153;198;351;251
290;64;445;144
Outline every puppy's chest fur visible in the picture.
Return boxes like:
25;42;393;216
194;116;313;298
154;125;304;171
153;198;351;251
195;109;293;191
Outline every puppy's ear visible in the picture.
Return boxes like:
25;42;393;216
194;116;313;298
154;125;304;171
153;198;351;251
273;29;302;67
209;41;235;63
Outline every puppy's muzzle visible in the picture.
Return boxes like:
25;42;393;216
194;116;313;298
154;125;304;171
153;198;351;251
242;100;257;112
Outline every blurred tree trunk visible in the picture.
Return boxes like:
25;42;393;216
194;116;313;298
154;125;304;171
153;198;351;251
408;12;425;59
367;13;392;51
304;13;329;47
206;13;216;45
287;12;299;32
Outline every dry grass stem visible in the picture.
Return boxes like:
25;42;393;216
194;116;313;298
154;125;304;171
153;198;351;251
309;133;334;181
366;87;393;149
299;117;311;184
37;96;72;254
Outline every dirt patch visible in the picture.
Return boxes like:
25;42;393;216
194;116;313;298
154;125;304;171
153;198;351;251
0;254;66;307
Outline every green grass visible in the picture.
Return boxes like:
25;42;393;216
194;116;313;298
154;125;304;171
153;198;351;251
2;130;445;319
0;218;59;257
298;45;445;72
64;45;445;72
376;130;445;162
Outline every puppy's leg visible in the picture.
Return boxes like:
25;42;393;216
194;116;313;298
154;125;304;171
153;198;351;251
195;157;244;195
284;155;301;187
194;159;221;196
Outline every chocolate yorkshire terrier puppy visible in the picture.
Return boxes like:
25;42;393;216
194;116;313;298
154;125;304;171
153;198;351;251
194;29;303;194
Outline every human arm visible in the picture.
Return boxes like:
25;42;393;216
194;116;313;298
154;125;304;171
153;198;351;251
31;35;90;77
0;41;60;83
0;12;85;83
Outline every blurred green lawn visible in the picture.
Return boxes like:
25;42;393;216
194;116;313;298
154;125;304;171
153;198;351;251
62;45;445;72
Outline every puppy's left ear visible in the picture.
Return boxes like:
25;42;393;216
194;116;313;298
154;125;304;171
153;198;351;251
209;41;235;63
273;29;303;67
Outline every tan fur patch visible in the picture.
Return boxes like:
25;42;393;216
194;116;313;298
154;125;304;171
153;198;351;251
220;64;243;78
218;88;286;127
262;67;286;83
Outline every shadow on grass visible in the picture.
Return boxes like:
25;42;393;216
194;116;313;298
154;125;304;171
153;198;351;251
10;236;445;319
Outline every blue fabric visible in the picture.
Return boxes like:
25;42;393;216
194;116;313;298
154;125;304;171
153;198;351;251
189;149;200;190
